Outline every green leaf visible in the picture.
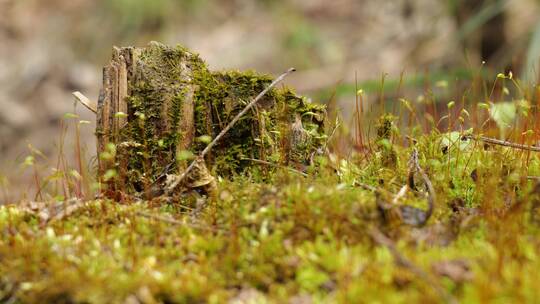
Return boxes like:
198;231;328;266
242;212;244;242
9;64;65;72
441;131;472;152
490;101;516;132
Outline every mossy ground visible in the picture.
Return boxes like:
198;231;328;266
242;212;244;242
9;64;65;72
3;52;540;303
3;128;540;303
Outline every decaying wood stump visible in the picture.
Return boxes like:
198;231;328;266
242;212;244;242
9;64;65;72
97;42;326;196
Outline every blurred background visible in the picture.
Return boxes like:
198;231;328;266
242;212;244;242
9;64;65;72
0;0;539;202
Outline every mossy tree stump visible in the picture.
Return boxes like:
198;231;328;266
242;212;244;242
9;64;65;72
97;42;326;196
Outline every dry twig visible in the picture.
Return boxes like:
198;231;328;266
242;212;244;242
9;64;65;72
465;135;540;152
392;185;409;204
72;91;97;114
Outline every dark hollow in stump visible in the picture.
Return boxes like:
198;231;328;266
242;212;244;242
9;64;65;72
96;42;326;196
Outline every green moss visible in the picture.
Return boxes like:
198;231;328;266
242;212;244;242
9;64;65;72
375;114;398;168
3;143;540;302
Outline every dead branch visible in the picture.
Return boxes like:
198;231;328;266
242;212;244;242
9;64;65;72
466;135;540;152
72;91;97;114
392;185;408;204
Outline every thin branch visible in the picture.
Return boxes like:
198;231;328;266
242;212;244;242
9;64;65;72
72;91;97;114
165;68;296;194
466;135;540;152
241;158;308;177
392;185;408;204
368;227;457;304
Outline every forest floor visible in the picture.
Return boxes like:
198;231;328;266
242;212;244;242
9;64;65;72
2;119;540;303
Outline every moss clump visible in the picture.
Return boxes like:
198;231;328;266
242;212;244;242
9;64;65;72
375;114;398;168
107;43;326;193
191;68;326;176
3;131;540;302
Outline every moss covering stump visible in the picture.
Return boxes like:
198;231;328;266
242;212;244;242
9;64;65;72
96;42;326;196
